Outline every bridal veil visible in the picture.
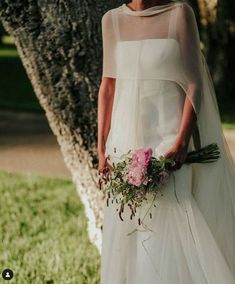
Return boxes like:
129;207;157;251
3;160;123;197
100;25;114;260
101;0;235;277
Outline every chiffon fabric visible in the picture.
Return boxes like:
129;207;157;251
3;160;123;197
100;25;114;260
100;1;235;283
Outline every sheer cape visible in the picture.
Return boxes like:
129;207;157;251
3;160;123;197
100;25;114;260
101;0;235;277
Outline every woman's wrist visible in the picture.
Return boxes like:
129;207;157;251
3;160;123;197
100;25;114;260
98;137;106;155
98;147;105;156
98;144;107;157
175;135;190;148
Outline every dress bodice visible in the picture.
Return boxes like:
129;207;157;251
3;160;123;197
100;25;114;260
105;37;194;162
101;2;203;115
116;38;187;88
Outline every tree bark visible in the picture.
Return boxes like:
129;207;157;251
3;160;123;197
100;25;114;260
0;0;122;253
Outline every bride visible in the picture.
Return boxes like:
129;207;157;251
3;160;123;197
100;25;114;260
97;0;235;283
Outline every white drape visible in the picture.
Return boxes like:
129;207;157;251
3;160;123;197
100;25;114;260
101;0;235;278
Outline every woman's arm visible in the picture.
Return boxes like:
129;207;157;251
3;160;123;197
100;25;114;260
175;87;197;147
175;2;202;149
164;94;197;170
164;3;202;169
97;77;116;171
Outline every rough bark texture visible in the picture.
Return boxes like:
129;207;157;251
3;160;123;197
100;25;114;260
0;0;123;253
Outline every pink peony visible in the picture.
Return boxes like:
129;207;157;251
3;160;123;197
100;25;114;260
158;170;170;186
127;161;147;186
132;148;153;167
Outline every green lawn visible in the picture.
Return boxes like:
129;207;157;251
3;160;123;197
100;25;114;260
218;98;235;129
0;46;42;112
0;170;100;284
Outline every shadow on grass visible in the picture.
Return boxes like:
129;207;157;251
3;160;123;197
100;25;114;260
0;170;100;284
218;98;235;130
0;46;42;113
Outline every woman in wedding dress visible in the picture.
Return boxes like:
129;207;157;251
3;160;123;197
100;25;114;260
97;0;235;283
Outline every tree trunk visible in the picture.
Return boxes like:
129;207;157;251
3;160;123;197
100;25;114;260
0;0;122;254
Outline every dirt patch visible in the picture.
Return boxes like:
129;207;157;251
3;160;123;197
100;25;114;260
0;110;234;178
0;110;70;178
223;130;235;162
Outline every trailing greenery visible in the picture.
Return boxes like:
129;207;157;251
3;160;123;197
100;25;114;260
0;170;100;284
99;143;220;224
185;143;220;163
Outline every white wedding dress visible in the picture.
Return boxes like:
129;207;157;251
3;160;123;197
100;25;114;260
100;1;235;283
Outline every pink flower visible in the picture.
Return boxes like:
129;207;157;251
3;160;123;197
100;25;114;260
132;148;153;167
136;191;144;198
127;161;147;186
158;170;170;187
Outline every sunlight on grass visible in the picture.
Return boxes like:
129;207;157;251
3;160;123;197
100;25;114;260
0;170;100;284
220;105;235;130
222;123;235;130
2;35;15;45
0;48;18;57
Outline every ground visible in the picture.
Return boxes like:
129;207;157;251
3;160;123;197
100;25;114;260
0;110;70;178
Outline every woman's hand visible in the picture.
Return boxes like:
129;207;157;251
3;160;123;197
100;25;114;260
98;152;113;176
163;140;189;170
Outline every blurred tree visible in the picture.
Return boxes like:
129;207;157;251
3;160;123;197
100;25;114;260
196;0;235;102
0;21;7;45
215;0;235;102
0;23;2;45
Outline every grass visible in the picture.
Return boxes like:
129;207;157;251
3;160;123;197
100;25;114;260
0;48;18;57
219;99;235;130
0;170;100;284
2;35;15;45
0;45;42;112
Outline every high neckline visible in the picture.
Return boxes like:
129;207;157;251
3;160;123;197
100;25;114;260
121;1;180;16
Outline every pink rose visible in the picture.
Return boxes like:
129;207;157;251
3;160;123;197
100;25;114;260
127;161;147;186
132;148;153;167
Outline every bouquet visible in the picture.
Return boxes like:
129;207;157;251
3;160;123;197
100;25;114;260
98;143;220;226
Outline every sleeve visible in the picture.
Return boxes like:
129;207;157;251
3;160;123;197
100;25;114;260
101;10;117;78
176;3;203;116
